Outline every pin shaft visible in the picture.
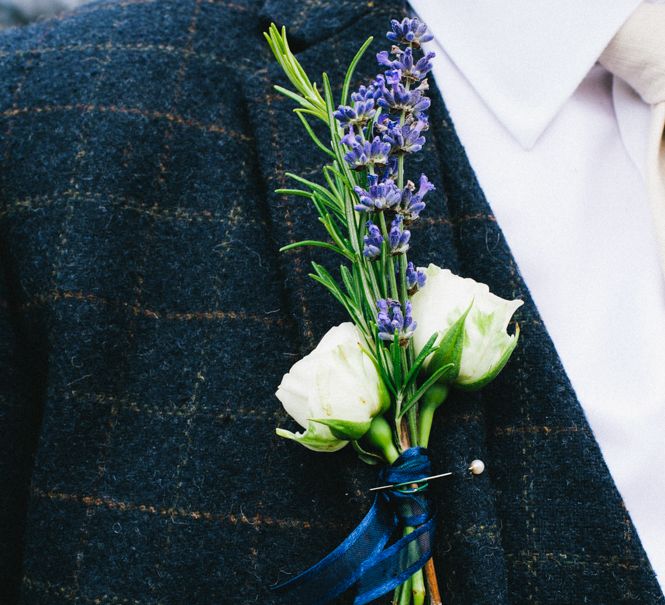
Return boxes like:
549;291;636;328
369;471;453;492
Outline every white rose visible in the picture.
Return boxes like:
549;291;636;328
276;322;390;452
411;264;523;389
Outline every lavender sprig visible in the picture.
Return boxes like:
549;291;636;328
377;47;435;81
363;221;383;259
377;299;416;344
342;135;391;170
388;216;410;255
399;174;435;221
354;175;401;212
265;16;438;434
377;80;430;117
386;17;434;47
333;87;377;129
405;261;426;294
383;120;428;154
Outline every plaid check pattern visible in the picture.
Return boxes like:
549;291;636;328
0;1;662;603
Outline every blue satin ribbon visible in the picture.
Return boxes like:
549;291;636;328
273;447;435;604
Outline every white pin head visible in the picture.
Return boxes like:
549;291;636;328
469;459;485;475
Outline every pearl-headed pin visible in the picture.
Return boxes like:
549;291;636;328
369;458;486;492
468;459;485;475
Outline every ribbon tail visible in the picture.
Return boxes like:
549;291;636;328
273;497;395;604
354;518;435;605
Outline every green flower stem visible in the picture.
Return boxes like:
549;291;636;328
380;243;390;299
418;403;436;450
417;383;449;447
394;527;426;605
365;416;399;463
399;576;412;605
392;70;428;588
398;415;411;451
398;253;409;307
343;186;381;334
412;568;426;605
364;166;386;302
397;154;405;189
393;582;404;604
403;498;425;605
366;258;385;300
394;78;421;449
402;348;419;445
407;402;419;447
396;76;411;189
397;252;419;444
379;213;399;300
359;245;382;300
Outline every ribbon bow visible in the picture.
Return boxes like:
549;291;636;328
274;447;436;604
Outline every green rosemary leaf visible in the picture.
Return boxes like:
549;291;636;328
341;36;374;106
322;165;340;197
391;338;403;390
285;172;339;208
273;85;316;111
398;363;456;419
294;109;336;159
340;265;357;305
309;264;359;317
365;345;397;398
280;240;350;258
402;332;439;388
319;215;352;254
322;72;344;154
314;193;346;223
309;273;361;325
265;24;326;118
351;440;384;466
311;196;336;222
274;188;310;197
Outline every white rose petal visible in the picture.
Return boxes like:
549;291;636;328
276;322;388;452
411;264;523;388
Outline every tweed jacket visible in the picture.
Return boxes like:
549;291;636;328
0;1;663;604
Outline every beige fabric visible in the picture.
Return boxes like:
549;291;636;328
600;3;665;276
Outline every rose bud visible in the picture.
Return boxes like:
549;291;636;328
276;323;390;452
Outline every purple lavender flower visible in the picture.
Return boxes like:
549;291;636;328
382;156;399;180
376;299;417;344
386;17;433;48
388;215;410;254
377;80;431;118
363;221;383;259
374;71;401;90
402;301;417;341
398;174;435;221
353;174;401;212
334;89;377;130
343;134;391;170
352;84;382;102
340;130;361;147
374;112;400;135
383;120;427;154
414;114;430;131
377;47;435;82
406;261;426;293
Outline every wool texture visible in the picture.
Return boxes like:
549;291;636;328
0;1;663;604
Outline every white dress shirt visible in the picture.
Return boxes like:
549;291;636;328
410;0;665;590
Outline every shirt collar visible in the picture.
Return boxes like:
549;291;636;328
409;0;642;149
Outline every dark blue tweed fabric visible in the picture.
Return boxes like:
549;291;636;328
0;1;662;604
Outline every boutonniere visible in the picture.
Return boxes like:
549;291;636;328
265;17;522;605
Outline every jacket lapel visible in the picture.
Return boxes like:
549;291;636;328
251;1;664;602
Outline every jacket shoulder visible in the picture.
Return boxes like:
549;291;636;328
0;0;265;114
